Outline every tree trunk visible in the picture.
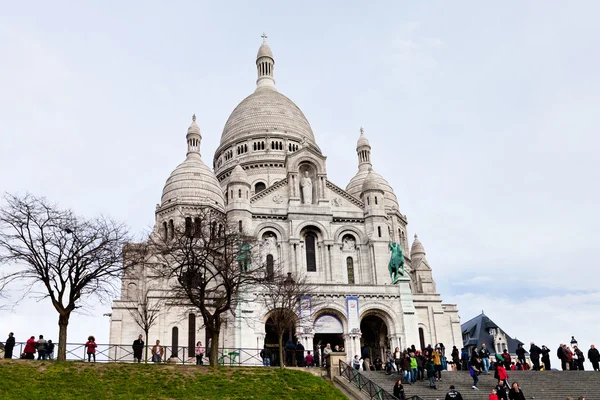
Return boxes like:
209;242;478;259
144;331;149;363
57;313;70;362
278;332;285;370
210;330;220;367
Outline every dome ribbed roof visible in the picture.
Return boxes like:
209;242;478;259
161;153;224;210
411;234;426;257
220;87;316;146
229;164;249;185
257;43;274;59
347;168;399;210
361;169;384;193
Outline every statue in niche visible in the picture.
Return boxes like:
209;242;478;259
342;236;356;251
300;171;313;204
388;242;405;283
263;233;277;255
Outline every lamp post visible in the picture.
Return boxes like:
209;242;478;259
570;336;578;349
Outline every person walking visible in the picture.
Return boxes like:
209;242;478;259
402;353;412;383
557;344;567;370
497;360;510;387
426;358;437;390
37;335;47;360
394;347;402;376
469;356;481;390
4;333;15;359
529;342;542;371
24;336;37;359
410;352;418;383
433;348;443;381
495;380;509;400
480;343;491;374
304;350;314;367
46;340;55;360
445;385;464;400
195;341;204;365
151;340;163;363
393;380;406;400
451;346;460;370
508;382;526;400
132;335;144;363
574;346;585;371
295;340;305;367
588;344;600;371
502;349;511;369
260;345;271;367
515;344;526;365
541;345;551;370
85;336;97;362
416;350;425;381
361;344;371;371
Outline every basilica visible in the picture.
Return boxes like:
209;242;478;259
109;38;462;363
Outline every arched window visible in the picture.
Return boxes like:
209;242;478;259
238;220;243;233
185;217;192;237
305;233;317;272
266;254;274;281
169;220;174;240
162;221;168;240
346;257;355;284
255;182;266;194
195;218;202;237
127;282;137;300
375;196;378;205
238;189;242;198
419;327;425;350
188;314;196;358
367;197;370;205
377;226;382;238
172;327;179;357
225;191;228;204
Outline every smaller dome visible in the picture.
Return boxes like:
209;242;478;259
411;234;426;257
229;163;249;185
357;128;370;149
257;42;273;60
361;169;384;193
187;114;200;135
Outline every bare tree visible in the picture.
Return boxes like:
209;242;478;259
150;208;264;367
126;283;163;363
259;270;321;369
0;193;131;361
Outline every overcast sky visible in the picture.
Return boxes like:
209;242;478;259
1;1;599;367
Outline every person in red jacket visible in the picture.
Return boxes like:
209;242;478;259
85;336;97;362
24;336;37;359
489;388;499;400
497;362;510;387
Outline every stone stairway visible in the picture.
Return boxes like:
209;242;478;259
361;370;599;400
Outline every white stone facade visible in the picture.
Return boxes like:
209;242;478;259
109;38;462;363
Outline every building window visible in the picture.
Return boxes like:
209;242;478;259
172;327;179;357
168;219;174;240
419;328;425;350
255;182;266;193
367;197;370;205
185;217;192;237
346;257;355;284
305;233;317;272
375;196;378;205
162;222;168;240
266;254;274;281
238;220;243;233
188;314;196;358
377;226;382;238
238;189;242;198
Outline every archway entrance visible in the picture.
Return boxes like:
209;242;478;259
264;317;296;367
313;314;345;361
360;315;389;363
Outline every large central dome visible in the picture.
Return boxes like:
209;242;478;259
220;86;315;146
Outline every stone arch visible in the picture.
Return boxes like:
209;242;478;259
253;223;285;242
418;323;431;349
333;225;367;245
252;179;267;194
290;155;326;173
359;304;398;334
312;305;349;334
295;221;330;241
127;282;137;300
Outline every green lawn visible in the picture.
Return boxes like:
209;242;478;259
0;360;347;400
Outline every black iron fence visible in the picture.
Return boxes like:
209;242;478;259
0;342;267;366
338;360;424;400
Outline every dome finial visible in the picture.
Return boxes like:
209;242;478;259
192;113;196;122
256;35;275;89
360;127;364;135
356;127;371;169
414;233;418;239
186;114;201;157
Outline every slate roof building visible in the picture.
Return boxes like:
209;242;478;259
461;312;525;356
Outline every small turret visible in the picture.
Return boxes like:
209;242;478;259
361;168;385;217
227;163;251;209
256;33;275;89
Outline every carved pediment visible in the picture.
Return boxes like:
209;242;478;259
326;180;364;209
250;178;288;205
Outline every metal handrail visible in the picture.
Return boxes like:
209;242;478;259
0;342;268;366
338;359;400;400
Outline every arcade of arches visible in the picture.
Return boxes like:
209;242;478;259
262;311;394;365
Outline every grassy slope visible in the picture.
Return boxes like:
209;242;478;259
0;360;347;400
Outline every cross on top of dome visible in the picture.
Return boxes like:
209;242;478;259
261;32;268;42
